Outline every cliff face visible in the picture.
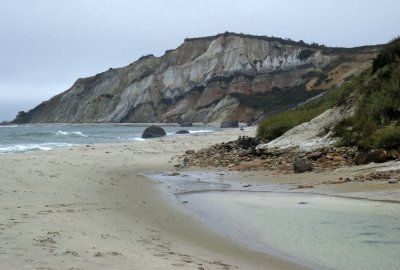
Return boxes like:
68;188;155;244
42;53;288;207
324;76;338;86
14;33;381;124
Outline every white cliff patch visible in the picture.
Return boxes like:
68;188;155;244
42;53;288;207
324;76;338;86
257;105;355;151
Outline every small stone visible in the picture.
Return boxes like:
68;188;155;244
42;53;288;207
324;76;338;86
307;151;323;160
388;179;398;184
185;149;195;155
332;156;346;162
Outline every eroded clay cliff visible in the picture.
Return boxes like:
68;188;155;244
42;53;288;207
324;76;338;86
13;32;380;123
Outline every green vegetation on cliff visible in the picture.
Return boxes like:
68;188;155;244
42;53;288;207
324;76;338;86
335;38;400;149
257;37;400;150
256;80;351;140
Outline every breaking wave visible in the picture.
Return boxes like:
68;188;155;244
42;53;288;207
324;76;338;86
0;143;76;154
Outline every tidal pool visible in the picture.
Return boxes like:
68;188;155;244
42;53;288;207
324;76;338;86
178;191;400;270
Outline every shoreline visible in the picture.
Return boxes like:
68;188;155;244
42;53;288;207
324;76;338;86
1;127;399;269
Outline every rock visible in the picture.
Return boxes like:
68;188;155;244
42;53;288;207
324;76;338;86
220;120;239;128
356;149;392;165
141;125;166;138
176;130;190;134
354;152;369;165
367;149;392;163
332;155;346;162
180;121;193;127
389;149;400;159
237;136;259;149
185;149;195;155
293;160;313;173
388;179;398;184
0;121;11;126
307;151;323;160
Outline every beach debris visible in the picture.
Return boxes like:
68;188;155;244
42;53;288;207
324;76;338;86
388;179;398;184
356;170;400;182
242;184;252;187
298;201;308;205
141;125;166;139
64;250;80;257
297;184;314;189
293;160;313;173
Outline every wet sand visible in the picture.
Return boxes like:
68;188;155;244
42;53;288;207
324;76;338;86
1;127;399;269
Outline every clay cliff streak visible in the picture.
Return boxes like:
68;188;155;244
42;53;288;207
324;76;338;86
13;33;380;123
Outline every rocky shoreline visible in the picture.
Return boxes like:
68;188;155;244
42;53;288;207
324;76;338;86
175;136;400;184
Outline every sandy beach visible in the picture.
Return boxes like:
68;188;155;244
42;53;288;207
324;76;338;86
1;127;399;270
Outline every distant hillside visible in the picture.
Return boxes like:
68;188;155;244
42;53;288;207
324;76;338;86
13;32;381;124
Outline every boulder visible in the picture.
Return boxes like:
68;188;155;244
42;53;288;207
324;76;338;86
141;125;166;139
355;149;393;165
293;160;313;173
176;130;190;134
220;120;239;128
180;121;193;127
367;149;392;163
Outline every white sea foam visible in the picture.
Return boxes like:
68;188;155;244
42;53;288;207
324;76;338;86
130;137;145;141
56;131;89;137
0;125;19;128
0;143;75;154
188;129;214;134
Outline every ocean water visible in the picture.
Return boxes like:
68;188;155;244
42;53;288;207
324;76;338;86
179;191;400;270
0;123;217;154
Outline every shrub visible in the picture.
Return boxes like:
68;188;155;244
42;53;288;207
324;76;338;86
371;126;400;149
335;39;400;149
372;37;400;73
297;49;315;61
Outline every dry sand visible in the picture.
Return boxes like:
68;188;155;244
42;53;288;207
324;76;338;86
0;127;399;270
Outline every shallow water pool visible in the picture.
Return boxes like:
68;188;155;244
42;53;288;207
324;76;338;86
178;191;400;270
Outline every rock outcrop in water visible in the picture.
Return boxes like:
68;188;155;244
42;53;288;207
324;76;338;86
13;32;381;124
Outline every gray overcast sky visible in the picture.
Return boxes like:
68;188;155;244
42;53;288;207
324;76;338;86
1;0;399;121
